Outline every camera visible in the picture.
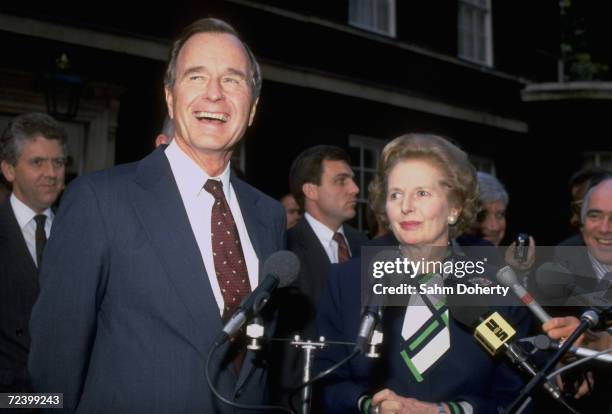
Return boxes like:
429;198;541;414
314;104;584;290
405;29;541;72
514;233;529;262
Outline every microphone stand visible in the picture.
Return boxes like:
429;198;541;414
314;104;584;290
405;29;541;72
288;335;327;414
501;309;600;414
285;327;384;414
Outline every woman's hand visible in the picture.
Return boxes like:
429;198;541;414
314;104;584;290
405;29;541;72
371;389;445;414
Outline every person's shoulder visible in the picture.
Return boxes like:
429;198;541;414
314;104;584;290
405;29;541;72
557;233;584;247
288;217;314;239
330;256;362;282
343;224;368;244
0;200;14;233
66;161;139;196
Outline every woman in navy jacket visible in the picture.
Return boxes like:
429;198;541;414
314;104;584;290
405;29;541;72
315;133;530;414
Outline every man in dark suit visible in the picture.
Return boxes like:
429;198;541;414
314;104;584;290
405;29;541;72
0;112;67;393
271;145;367;408
29;18;285;413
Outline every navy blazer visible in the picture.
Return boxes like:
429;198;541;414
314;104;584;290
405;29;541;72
29;146;286;413
315;249;531;414
0;201;39;390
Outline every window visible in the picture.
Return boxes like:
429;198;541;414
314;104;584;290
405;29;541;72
469;154;496;175
348;135;385;233
458;0;493;66
349;0;396;37
581;152;612;170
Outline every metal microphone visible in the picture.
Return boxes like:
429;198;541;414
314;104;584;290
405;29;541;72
497;265;551;323
523;334;612;363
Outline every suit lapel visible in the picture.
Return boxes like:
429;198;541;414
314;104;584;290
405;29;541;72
129;149;223;354
295;218;331;268
0;202;38;284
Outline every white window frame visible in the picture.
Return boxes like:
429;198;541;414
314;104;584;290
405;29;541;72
349;134;385;232
349;0;397;38
458;0;493;67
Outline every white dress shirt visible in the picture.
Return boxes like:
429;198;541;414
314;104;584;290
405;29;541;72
304;212;351;264
165;140;259;315
10;193;53;267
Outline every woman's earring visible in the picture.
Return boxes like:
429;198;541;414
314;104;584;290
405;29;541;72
448;215;457;225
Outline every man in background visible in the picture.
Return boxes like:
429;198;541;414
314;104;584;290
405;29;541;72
271;145;367;409
0;112;66;393
280;192;301;229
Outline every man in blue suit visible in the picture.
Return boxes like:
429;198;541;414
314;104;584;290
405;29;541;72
29;18;285;413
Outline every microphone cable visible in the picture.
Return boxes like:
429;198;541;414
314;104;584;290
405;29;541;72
205;339;297;414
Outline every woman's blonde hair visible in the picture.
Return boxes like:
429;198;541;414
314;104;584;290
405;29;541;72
368;133;478;239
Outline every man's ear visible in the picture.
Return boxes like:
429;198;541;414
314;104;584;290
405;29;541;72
302;182;318;202
1;160;15;183
164;86;174;120
248;97;259;126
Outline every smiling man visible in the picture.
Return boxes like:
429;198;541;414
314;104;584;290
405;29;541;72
0;112;66;394
29;19;285;413
581;177;612;274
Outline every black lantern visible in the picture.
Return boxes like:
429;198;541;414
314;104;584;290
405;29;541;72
43;53;84;120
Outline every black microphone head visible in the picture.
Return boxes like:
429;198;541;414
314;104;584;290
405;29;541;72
262;250;300;288
535;262;574;298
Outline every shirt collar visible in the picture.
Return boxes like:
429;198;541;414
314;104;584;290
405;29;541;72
587;250;612;281
304;212;344;243
165;139;232;200
10;193;53;229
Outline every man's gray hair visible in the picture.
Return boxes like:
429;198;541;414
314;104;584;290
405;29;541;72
164;18;262;99
0;112;67;164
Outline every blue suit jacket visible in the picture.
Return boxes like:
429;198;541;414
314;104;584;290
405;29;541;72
28;146;286;413
315;249;531;414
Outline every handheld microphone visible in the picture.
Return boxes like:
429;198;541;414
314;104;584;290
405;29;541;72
497;265;551;323
526;334;612;363
217;250;300;345
448;296;563;401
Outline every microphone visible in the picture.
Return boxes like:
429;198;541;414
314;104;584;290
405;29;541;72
525;334;612;364
497;265;551;323
448;296;563;401
354;302;382;354
217;250;300;345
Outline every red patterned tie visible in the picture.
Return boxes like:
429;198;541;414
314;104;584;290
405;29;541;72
333;232;350;263
204;179;251;371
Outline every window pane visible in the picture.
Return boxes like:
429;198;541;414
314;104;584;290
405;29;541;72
457;0;491;65
363;148;376;169
349;0;394;36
